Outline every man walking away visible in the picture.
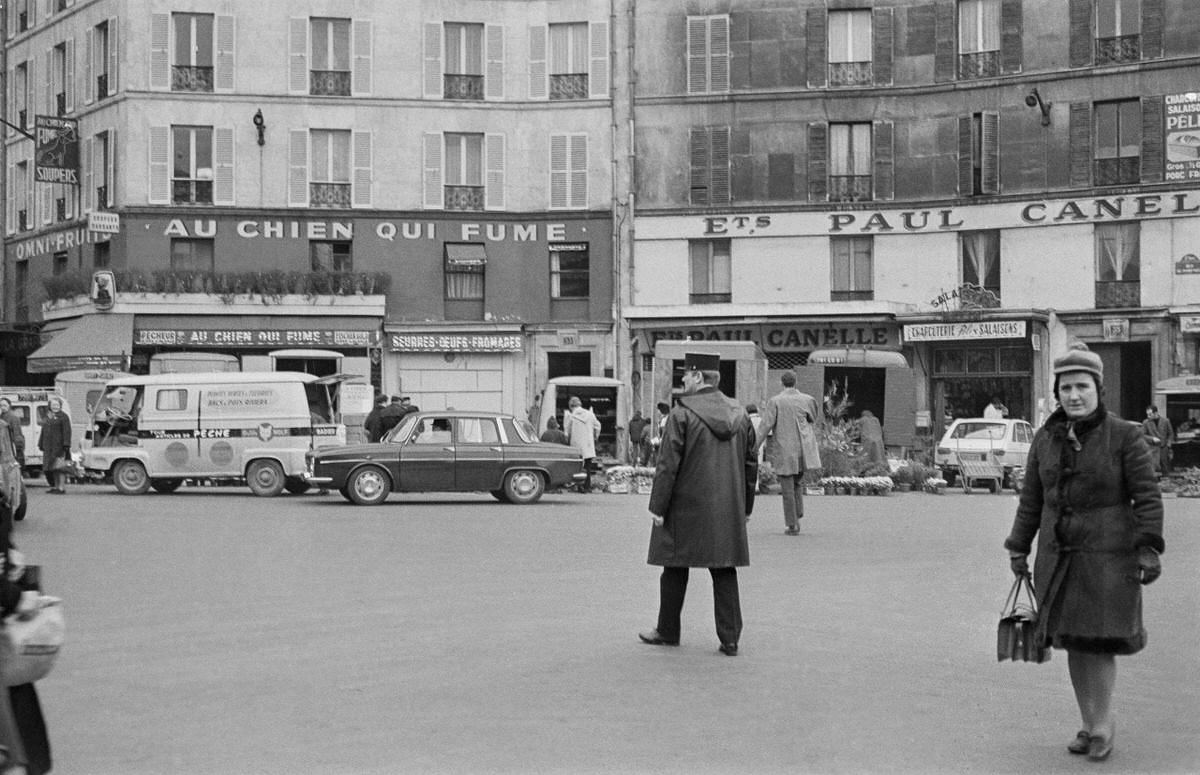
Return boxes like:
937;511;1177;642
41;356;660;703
756;371;822;535
639;352;757;656
1142;405;1173;478
564;396;601;492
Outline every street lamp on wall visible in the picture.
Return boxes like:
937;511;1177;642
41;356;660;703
1025;88;1052;127
253;109;266;146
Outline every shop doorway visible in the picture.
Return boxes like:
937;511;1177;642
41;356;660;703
1091;341;1152;421
825;367;885;420
547;351;591;379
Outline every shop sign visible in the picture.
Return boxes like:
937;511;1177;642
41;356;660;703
1180;316;1200;333
135;329;374;348
389;333;524;353
159;218;581;244
1176;254;1200;274
1165;93;1200;182
903;321;1026;342
646;323;896;351
35;115;79;184
1102;318;1130;342
10;227;110;261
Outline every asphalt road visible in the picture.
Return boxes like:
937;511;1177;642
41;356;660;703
11;482;1200;775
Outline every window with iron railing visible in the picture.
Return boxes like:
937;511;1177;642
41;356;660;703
1095;280;1140;308
172;66;214;92
1096;35;1140;64
444;22;484;100
829;175;873;202
444;185;485;211
96;186;108;208
173;13;214;91
310;18;351;96
1095;222;1139;308
549;22;589;100
959;50;999;78
831;236;873;301
550;74;588;100
828;10;872;88
310;70;350;96
688;239;732;304
18;211;28;232
829;122;873;202
1094;100;1140;186
310;182;351;208
829;61;873;87
1095;0;1140;64
444;74;484;100
958;0;1001;78
172;180;213;204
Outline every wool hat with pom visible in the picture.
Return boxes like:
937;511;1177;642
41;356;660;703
1053;343;1104;384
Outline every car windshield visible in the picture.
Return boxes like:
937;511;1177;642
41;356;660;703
949;422;1007;441
512;418;537;443
386;414;420;443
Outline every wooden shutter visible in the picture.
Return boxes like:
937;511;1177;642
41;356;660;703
83;28;93;105
485;24;504;100
214;127;234;205
933;0;956;83
589;21;609;98
106;128;116;206
352;19;372;96
353;130;372;207
148;125;169;204
423;132;442;209
83;136;94;211
109;17;119;95
686;17;707;94
150;13;169;90
5;165;13;234
424;23;442;98
550;134;568;208
689;127;710;205
1141;96;1164;184
64;39;75;112
873;120;894;201
957;116;974;195
1141;0;1164;60
215;15;234;91
1068;0;1092;68
529;25;547;99
288;129;308;207
570;134;588;208
43;48;51;116
485;133;505;209
710;127;730;205
1000;0;1022;73
981;111;999;194
808;122;828;202
709;16;729;92
873;8;893;86
40;175;52;225
288;17;308;94
1068;102;1092;187
806;8;826;88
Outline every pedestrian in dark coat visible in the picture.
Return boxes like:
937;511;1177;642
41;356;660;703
639;353;756;656
0;400;23;466
756;371;821;535
1141;405;1173;477
376;396;406;438
539;418;569;445
1004;344;1163;762
37;397;70;494
363;394;388;443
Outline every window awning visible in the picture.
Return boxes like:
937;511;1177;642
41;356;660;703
444;243;487;267
807;348;909;368
27;314;134;373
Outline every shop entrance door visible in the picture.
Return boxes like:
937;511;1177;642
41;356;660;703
1091;342;1152;421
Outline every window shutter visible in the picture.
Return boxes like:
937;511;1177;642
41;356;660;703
149;13;169;90
485;24;504;100
873;8;893;86
808;122;828;201
215;15;234;91
64;38;74;112
686;17;707;94
689;127;710;205
1068;0;1092;68
288;129;308;207
352;130;372;207
873;120;894;201
550;134;568;208
1000;0;1022;74
43;48;52;115
709;16;729;92
83;136;94;211
933;0;956;83
423;132;442;209
1141;96;1164;184
109;17;119;95
485;133;505;209
5;70;11;138
148;125;169;204
106;128;116;206
1069;102;1092;187
352;19;372;96
957;116;974;195
424;23;442;98
288;17;308;94
40;176;51;225
570;134;588;208
214;127;234;205
83;28;93;105
710;127;730;205
529;25;547;99
5;165;12;235
981;111;999;194
1141;0;1164;59
589;21;609;98
806;9;827;88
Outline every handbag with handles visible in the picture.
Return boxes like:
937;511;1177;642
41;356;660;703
997;573;1051;664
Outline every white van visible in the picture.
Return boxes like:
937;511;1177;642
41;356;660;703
55;369;135;456
536;376;627;459
81;371;352;496
0;387;67;476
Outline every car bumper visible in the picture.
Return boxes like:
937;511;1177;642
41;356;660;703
303;474;334;485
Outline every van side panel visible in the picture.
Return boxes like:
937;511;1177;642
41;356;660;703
197;382;311;476
138;385;203;475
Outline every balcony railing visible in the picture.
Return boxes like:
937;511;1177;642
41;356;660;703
1095;281;1140;308
172;65;214;92
444;73;484;100
310;70;351;96
831;290;874;301
96;73;109;99
310;182;351;208
172;179;213;205
444;185;485;211
1095;157;1140;186
828;61;873;87
550;73;589;100
1096;34;1140;65
55;92;66;116
829;175;873;202
959;50;999;79
689;293;732;304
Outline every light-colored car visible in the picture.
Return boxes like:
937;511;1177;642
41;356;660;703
935;418;1035;488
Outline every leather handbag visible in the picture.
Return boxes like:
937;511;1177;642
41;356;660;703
0;597;64;687
997;573;1051;664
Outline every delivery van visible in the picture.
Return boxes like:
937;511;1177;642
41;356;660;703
55;369;135;457
536;376;627;459
81;371;353;496
0;387;68;476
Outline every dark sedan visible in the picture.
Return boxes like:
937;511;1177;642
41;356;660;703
304;411;585;505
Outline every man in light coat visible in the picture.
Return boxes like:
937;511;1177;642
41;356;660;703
564;396;601;492
756;371;822;535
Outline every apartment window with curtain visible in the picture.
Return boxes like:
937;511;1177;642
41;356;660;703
173;13;214;91
310;18;351;96
550;245;589;298
171;239;214;272
829;123;872;202
444;22;484;100
310;129;351;207
172;126;213;204
831;237;873;300
1095;222;1140;308
828;10;872;87
960;231;1001;306
444;133;484;211
310;242;352;272
1095;100;1140;186
689;239;731;304
959;0;1000;77
549;23;588;100
444;244;486;320
1096;0;1140;64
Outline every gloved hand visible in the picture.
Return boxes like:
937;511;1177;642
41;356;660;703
1009;553;1029;577
1137;546;1161;585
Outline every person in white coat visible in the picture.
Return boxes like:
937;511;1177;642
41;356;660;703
565;396;601;492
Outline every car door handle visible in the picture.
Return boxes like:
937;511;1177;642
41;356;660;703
443;447;455;453
489;446;503;452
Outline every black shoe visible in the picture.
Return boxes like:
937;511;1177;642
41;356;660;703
1067;730;1090;755
719;643;738;656
785;527;800;535
638;629;679;646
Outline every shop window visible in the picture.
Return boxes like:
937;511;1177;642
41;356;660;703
1095;0;1140;63
685;15;729;94
767;352;809;370
965;348;996;373
960;230;1001;304
828;9;873;86
170;238;214;272
958;0;1000;77
934;348;965;374
689;126;730;206
548;351;591;379
1094;100;1141;186
310;18;351;96
1095;222;1140;308
173;13;214;92
830;236;873;301
548;23;588;99
829;123;873;202
550;245;589;299
311;241;352;272
998;347;1030;372
172;125;213;204
689;239;731;304
443;22;484;100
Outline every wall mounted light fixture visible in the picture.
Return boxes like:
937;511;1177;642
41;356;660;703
252;109;266;145
1025;88;1052;126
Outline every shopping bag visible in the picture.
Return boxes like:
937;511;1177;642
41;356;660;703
997;574;1051;664
0;597;65;686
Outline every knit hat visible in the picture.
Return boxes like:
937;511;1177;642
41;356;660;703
1053;343;1103;384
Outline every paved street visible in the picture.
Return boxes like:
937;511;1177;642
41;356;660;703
10;482;1200;774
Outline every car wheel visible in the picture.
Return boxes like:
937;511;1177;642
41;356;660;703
246;459;286;497
338;485;353;503
113;460;151;495
151;479;183;493
503;469;545;505
347;466;390;506
283;477;312;495
490;489;510;503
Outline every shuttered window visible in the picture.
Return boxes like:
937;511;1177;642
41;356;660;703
550;134;588;210
958;112;1000;195
689;127;731;206
172;126;213;205
829;123;872;202
686;15;729;94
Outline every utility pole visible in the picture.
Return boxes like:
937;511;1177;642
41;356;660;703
1;2;8;326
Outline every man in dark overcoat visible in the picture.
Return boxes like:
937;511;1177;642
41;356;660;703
639;352;757;656
363;394;388;443
756;371;822;535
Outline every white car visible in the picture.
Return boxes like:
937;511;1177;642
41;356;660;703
935;418;1035;488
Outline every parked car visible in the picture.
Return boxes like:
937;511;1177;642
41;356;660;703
304;410;586;505
934;417;1035;488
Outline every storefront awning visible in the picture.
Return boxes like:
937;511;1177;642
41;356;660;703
807;348;909;368
27;314;133;373
444;243;488;267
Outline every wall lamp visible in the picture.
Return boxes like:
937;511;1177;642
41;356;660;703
252;109;266;146
1025;88;1052;126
